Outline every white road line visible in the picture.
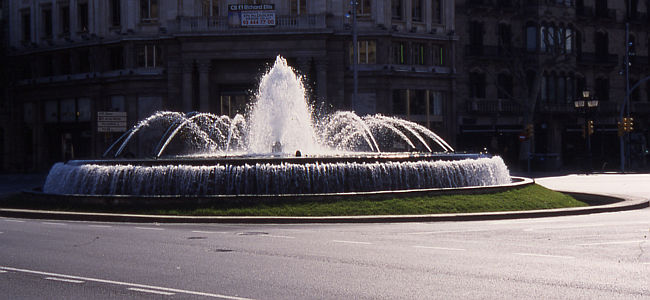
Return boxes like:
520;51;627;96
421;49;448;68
3;219;24;223
135;227;164;231
0;231;3;234
406;229;489;235
128;287;175;296
578;240;646;246
42;222;66;226
413;246;466;251
88;225;112;228
45;277;85;284
332;240;372;245
265;235;295;239
191;230;227;234
0;270;6;273
513;253;575;259
643;263;650;265
0;266;253;300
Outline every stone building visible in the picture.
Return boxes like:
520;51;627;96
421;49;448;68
6;0;456;171
456;0;650;171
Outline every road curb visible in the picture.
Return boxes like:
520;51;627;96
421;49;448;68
0;192;647;224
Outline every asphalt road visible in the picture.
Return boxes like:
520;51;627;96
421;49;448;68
0;174;649;299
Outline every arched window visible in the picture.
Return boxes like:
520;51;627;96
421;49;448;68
526;24;537;52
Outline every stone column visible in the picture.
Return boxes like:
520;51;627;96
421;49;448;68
315;57;328;101
182;60;194;112
198;59;211;112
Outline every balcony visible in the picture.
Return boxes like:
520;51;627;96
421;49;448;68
465;45;521;60
577;52;618;67
176;15;326;33
467;99;522;114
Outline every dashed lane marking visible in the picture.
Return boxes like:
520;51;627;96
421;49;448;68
42;222;66;226
264;235;295;239
577;240;646;246
45;277;85;284
191;230;227;234
128;287;175;296
406;229;490;235
413;246;466;251
0;266;254;300
135;227;164;231
513;253;575;259
332;240;372;245
0;270;6;273
88;225;112;228
3;219;24;223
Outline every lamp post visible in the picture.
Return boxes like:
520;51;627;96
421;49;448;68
575;90;599;173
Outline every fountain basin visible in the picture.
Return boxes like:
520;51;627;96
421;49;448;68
43;154;510;196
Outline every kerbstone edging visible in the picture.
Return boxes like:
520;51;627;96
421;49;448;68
0;190;647;224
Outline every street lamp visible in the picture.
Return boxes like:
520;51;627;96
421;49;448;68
574;90;599;173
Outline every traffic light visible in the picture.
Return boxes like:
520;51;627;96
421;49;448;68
627;117;634;132
525;124;534;138
618;121;624;137
588;120;594;135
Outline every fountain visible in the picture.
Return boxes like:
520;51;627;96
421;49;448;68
43;56;511;197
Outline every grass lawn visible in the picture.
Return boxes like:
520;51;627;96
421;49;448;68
143;184;587;216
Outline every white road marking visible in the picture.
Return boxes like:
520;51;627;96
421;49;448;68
0;266;253;300
332;240;372;245
135;227;164;231
643;263;650;265
88;225;112;228
513;253;575;259
265;235;295;239
0;232;3;234
3;219;24;223
578;240;646;246
191;230;227;234
406;229;489;235
0;270;6;273
128;287;175;296
42;222;66;226
413;246;466;251
45;277;85;284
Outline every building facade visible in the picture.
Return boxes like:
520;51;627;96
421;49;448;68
456;0;650;171
6;0;456;171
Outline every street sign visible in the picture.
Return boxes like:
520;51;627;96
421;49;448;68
97;111;127;132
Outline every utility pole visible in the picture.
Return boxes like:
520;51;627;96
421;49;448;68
621;5;630;172
351;0;358;112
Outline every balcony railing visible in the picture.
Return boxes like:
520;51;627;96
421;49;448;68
577;52;618;66
467;99;522;114
177;15;326;33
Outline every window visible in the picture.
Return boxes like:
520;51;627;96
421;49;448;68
137;45;163;68
595;78;609;101
78;2;89;32
21;10;31;43
41;6;53;39
469;72;486;99
595;31;608;59
432;45;444;66
498;24;511;53
429;91;444;116
595;0;608;17
526;25;537;52
60;5;70;35
41;54;54;77
110;0;121;27
291;0;307;16
349;40;376;64
392;42;407;64
469;21;484;55
392;0;402;20
78;49;91;73
564;27;573;53
432;0;441;23
565;75;574;104
109;46;124;70
45;101;58;123
412;0;423;22
497;73;513;99
392;90;407;114
628;0;639;20
556;75;565;104
410;90;426;115
140;0;159;22
58;52;71;75
413;43;425;65
202;0;220;16
60;99;76;122
356;0;371;16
